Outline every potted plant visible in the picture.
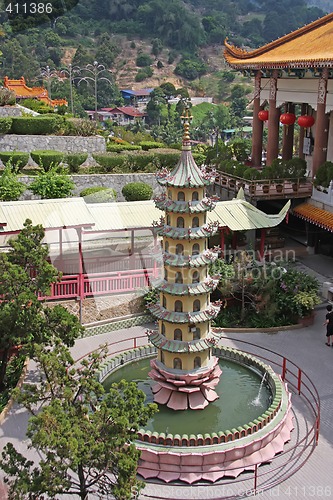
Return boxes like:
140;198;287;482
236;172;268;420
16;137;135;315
285;157;307;191
243;167;261;195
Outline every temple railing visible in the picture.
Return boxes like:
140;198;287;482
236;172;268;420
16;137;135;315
210;170;313;199
39;268;160;301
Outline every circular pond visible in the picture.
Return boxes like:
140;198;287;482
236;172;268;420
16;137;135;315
103;357;272;435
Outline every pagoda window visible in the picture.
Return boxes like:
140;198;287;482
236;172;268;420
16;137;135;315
168;190;172;199
177;191;185;201
194;356;201;369
165;241;169;253
192;243;200;255
161;322;166;335
161;351;165;363
174;329;182;341
174;300;183;312
192;271;200;283
173;357;182;370
166;215;171;225
192;191;199;201
193;299;201;312
175;272;183;284
177;217;184;228
193;327;201;340
163;296;167;308
164;269;168;280
192;217;199;228
176;243;184;255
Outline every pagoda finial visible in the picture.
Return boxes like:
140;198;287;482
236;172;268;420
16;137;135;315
181;105;192;146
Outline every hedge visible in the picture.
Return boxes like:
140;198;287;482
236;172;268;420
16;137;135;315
149;149;181;169
64;118;98;137
0;151;29;172
30;150;64;171
29;168;74;199
106;143;142;153
126;152;156;172
80;186;117;203
65;153;88;173
122;182;153;201
92;153;127;172
10;115;64;135
0;118;13;134
138;141;164;151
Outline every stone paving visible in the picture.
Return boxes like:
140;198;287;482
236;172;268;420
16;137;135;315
1;252;333;499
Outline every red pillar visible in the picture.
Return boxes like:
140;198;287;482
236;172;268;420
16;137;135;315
282;103;295;161
298;103;306;159
267;70;280;166
259;228;266;261
220;227;225;258
251;71;264;167
76;228;84;323
313;68;329;176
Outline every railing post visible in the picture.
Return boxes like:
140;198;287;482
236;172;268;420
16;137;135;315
134;337;137;348
253;463;258;494
315;415;320;445
297;368;302;395
282;357;287;381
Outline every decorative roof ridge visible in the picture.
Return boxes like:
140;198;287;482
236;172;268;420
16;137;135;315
224;12;333;61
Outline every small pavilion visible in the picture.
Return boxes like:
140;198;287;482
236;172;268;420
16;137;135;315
224;13;333;176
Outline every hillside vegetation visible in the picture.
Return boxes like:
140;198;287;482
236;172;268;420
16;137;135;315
0;0;328;109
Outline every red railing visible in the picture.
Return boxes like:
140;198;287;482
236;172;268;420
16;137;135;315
41;268;159;301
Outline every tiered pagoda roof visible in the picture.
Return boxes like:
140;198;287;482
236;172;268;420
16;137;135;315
152;277;219;296
224;12;333;70
162;249;219;267
154;194;219;213
153;221;219;240
147;303;220;324
147;330;220;353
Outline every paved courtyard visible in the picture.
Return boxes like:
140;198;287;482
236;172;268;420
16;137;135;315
1;251;333;499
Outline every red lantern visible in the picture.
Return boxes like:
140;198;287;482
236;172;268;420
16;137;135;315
297;115;315;128
280;113;296;125
258;110;269;121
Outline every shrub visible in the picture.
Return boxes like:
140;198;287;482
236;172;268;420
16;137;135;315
92;153;127;172
135;67;153;82
122;182;153;201
174;59;207;80
10;116;64;135
136;53;153;67
314;161;333;188
80;186;117;203
126;152;155;172
0;118;13;134
65;153;88;173
285;157;307;180
0;152;29;172
106;143;142;153
29;167;74;199
30;150;64;171
20;98;53;114
0;166;26;200
138;141;164;151
243;168;261;180
64;118;98;137
0;88;16;106
151;149;181;169
192;152;206;166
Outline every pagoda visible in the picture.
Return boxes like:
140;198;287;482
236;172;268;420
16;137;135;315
146;110;222;411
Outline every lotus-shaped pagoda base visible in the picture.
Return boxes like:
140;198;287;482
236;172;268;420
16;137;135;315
148;358;222;410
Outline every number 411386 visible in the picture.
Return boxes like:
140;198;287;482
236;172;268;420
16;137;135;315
5;3;53;14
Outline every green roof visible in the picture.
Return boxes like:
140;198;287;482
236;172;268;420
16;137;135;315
152;277;219;295
147;330;220;352
147;303;220;323
154;195;218;214
156;150;215;188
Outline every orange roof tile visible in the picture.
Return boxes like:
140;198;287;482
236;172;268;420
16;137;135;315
3;76;67;107
224;13;333;69
292;203;333;232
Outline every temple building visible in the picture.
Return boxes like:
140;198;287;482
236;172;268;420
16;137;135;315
4;76;67;108
146;111;222;411
224;12;333;176
224;13;333;257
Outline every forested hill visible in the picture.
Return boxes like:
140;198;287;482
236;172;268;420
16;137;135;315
0;0;330;109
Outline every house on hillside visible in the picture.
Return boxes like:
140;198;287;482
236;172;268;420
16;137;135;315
86;107;146;126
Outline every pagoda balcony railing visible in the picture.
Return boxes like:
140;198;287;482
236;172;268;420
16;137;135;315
209;170;313;200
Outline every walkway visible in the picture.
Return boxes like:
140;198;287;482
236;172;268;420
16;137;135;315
1;253;333;499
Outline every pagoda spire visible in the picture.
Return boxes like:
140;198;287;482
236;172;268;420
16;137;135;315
147;109;222;411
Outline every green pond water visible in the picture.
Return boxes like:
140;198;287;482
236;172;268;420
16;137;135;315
103;358;272;435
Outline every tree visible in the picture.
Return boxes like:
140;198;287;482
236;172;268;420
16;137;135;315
29;167;74;199
0;343;157;500
0;220;83;390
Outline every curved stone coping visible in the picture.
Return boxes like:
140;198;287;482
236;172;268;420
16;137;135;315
136;346;287;447
97;344;288;449
213;324;305;334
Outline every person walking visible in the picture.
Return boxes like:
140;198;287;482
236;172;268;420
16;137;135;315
324;304;333;346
